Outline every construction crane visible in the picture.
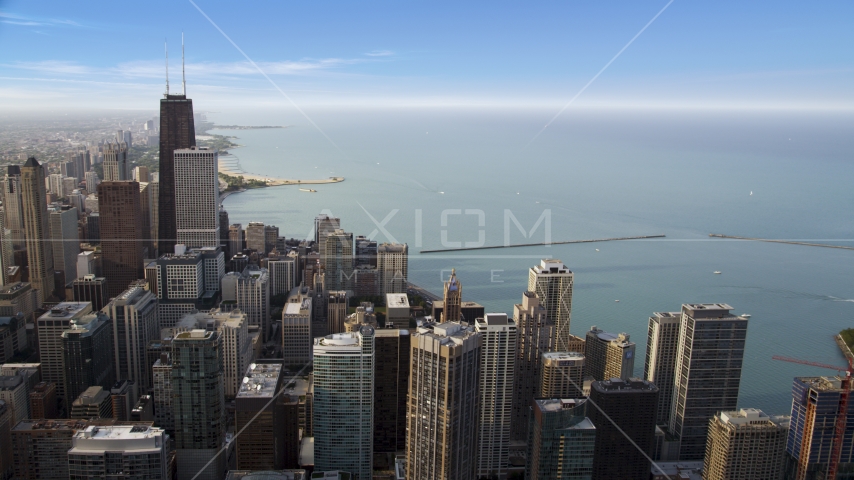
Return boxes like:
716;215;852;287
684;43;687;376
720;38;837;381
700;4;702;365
773;355;854;480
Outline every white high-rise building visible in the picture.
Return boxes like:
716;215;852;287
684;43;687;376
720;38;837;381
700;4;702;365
475;313;517;479
313;326;375;480
174;147;220;249
377;243;408;295
67;425;169;479
528;259;574;351
102;142;130;182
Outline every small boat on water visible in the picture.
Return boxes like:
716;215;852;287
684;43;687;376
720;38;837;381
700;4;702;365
299;188;317;193
714;271;722;274
741;313;751;318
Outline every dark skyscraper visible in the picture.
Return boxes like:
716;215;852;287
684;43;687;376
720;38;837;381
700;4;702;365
374;329;410;457
588;378;659;480
158;93;196;256
98;182;144;299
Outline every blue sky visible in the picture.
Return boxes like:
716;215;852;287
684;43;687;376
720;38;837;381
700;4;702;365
1;0;852;110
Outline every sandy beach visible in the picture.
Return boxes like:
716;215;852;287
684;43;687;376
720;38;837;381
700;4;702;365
218;159;344;187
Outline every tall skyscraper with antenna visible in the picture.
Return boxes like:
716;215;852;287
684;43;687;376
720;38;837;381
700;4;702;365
158;36;196;256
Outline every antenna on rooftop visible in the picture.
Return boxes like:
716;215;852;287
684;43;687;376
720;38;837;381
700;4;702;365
181;32;186;95
164;39;169;96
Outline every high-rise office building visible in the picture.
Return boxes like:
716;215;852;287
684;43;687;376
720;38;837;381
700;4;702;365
152;353;173;432
644;311;682;427
36;302;94;408
72;275;109;311
588;378;659;480
406;321;481;480
526;398;596;480
104;285;158;391
147;249;221;329
62;311;116;405
172;329;226;480
528;259;573;351
67;424;169;479
326;290;348;334
314;214;340;253
103;141;130;182
0;400;11;480
228;224;244;258
0;312;26;362
98;181;144;299
3;166;25;250
373;328;410;456
282;291;312;366
175;309;251;398
21;157;55;304
158;91;196;257
670;304;748;461
12;418;89;480
785;376;854;479
235;267;271;342
312;326;375;480
377;243;407;295
235;361;300;470
70;385;112;419
355;235;377;267
48;173;64;197
441;269;462;323
218;207;229;254
704;408;789;480
539;351;585;398
511;292;555;441
585;326;636;381
322;229;353;291
245;222;267;254
174;147;220;248
138;181;154;255
48;204;79;289
134;165;150;183
475;313;517;479
0;282;37;324
267;252;297;297
0;374;29;424
264;225;279;254
84;171;100;194
29;381;58;419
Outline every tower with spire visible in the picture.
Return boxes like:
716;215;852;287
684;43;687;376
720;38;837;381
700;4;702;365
442;269;462;323
158;35;196;256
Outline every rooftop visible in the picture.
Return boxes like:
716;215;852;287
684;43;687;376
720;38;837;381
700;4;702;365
238;362;283;398
532;259;571;274
593;378;659;393
69;425;166;453
386;293;409;308
536;398;587;412
39;302;92;321
542;351;585;361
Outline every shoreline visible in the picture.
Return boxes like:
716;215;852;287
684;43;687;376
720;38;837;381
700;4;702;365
207;125;345;189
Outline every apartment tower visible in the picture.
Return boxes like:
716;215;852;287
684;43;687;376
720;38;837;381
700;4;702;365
174;147;220;248
528;259;573;351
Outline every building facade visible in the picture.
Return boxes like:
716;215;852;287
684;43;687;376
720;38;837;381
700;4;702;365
373;328;410;456
67;424;169;479
98;181;144;299
584;327;636;381
377;243;407;295
174;147;220;249
313;327;375;479
526;398;596;480
539;351;585;398
21;158;55;304
104;285;158;391
644;311;682;427
36;302;94;409
475;314;517;479
704;408;789;480
62;312;116;406
406;322;481;480
158;92;196;257
670;304;748;461
528;259;573;351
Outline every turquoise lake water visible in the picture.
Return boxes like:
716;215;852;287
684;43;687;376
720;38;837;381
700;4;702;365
214;107;854;415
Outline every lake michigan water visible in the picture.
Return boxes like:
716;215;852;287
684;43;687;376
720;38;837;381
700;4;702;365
214;107;854;415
